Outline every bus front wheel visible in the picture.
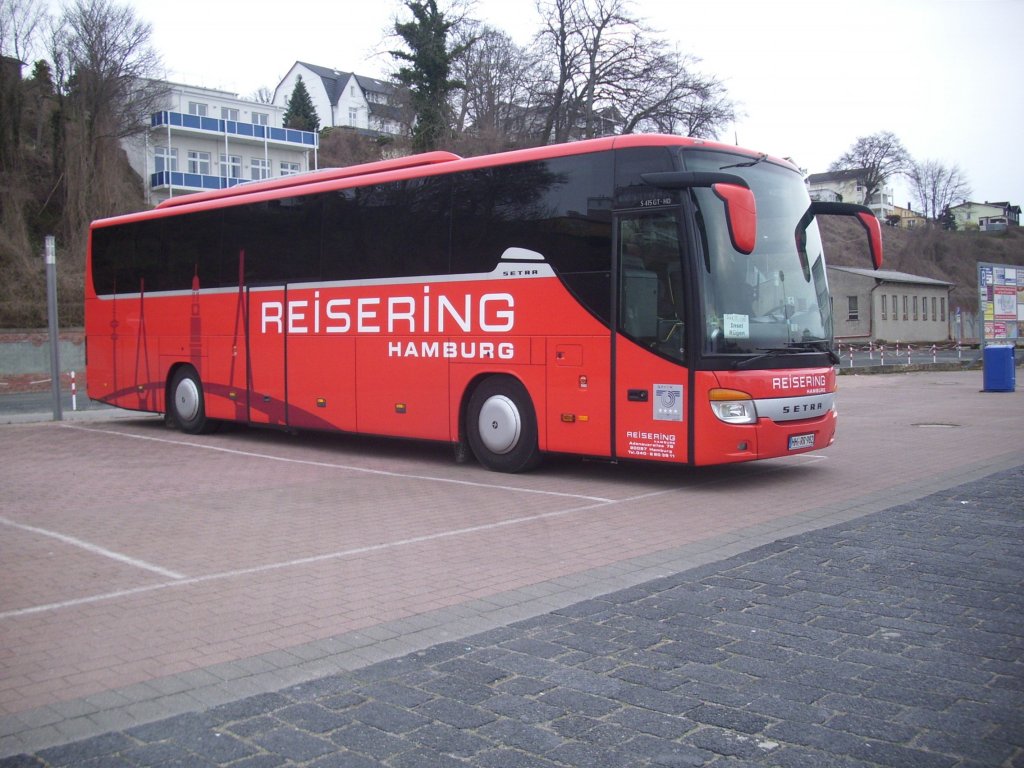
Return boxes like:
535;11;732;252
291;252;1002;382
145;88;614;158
466;376;540;473
169;366;214;434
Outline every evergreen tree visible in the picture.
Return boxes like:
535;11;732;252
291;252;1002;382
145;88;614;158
283;75;319;132
938;205;957;231
391;0;468;152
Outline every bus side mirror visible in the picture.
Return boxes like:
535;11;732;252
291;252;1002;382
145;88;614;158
856;211;884;270
640;170;757;255
809;201;884;270
712;183;756;255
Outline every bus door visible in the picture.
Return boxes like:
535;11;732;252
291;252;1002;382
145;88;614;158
246;285;288;426
613;211;690;464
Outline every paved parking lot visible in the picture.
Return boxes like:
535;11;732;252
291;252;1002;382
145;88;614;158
1;369;1022;760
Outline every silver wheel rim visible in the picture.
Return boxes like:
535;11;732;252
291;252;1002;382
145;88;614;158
175;377;201;422
477;395;521;455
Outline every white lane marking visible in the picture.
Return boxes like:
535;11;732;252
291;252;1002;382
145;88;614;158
60;424;615;503
0;515;186;580
6;423;817;621
0;496;620;620
0;443;819;622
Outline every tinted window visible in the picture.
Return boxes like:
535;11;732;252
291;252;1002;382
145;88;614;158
321;188;365;280
223;196;321;286
93;214;222;295
162;209;224;291
323;177;449;281
451;152;613;322
91;224;136;295
614;146;677;209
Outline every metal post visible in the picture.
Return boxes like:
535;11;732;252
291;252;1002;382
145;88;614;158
45;235;62;421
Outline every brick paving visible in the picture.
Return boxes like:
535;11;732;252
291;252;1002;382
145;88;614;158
0;370;1022;764
2;464;1021;767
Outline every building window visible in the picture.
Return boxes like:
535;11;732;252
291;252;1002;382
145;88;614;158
941;298;946;321
881;294;887;321
349;107;358;124
931;297;937;321
252;112;269;126
902;295;908;321
223;107;239;121
220;154;241;179
188;102;208;117
913;296;918;321
187;150;210;175
154;146;177;173
251;157;270;180
280;161;300;176
847;296;859;321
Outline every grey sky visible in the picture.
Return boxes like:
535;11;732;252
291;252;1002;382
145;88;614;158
42;0;1024;207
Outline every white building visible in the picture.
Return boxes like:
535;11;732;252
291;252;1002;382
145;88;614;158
123;81;319;206
806;169;895;220
273;62;405;136
948;201;1021;231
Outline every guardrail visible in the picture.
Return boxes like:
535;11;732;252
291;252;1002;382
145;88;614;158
837;342;982;369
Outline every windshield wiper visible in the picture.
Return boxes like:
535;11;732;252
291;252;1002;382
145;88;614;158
733;347;795;370
720;153;767;170
786;340;840;363
733;343;838;369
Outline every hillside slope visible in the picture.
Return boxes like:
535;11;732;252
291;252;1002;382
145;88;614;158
819;218;1024;312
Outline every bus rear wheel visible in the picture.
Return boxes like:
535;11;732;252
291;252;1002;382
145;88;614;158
466;376;540;473
169;366;215;434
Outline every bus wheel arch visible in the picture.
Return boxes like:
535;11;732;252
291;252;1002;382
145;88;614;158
167;364;217;434
464;374;541;473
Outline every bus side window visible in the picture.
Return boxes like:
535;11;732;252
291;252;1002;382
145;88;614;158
620;250;658;340
618;213;687;362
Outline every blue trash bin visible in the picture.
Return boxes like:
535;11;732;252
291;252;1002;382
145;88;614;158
982;344;1016;392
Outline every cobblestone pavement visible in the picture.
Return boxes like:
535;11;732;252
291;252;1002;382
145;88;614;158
3;465;1021;767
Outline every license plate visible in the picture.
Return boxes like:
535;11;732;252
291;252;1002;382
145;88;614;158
788;433;815;450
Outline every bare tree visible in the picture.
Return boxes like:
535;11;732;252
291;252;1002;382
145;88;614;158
0;0;46;63
250;86;274;104
829;131;910;209
46;0;163;305
1;0;48;167
906;158;971;221
612;45;734;138
532;0;639;143
450;24;542;146
49;0;164;145
529;0;734;144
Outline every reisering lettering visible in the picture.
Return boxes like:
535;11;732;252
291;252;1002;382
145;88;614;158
771;374;827;390
260;287;515;335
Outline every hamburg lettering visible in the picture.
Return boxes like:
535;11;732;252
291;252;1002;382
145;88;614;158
389;341;515;360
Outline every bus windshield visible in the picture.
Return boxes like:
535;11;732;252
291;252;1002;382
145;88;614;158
683;151;831;357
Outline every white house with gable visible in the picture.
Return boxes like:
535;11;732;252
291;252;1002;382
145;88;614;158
273;61;405;136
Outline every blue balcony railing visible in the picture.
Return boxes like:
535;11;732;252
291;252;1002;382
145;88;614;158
151;111;318;147
150;170;249;192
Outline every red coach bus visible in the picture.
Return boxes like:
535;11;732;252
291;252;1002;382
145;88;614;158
86;135;881;472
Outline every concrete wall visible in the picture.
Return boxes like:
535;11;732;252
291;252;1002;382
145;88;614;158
0;331;85;390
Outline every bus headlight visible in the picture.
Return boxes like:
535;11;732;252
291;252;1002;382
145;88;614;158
709;388;757;424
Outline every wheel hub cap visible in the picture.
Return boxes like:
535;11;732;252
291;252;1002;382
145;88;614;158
477;395;521;455
175;378;200;422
